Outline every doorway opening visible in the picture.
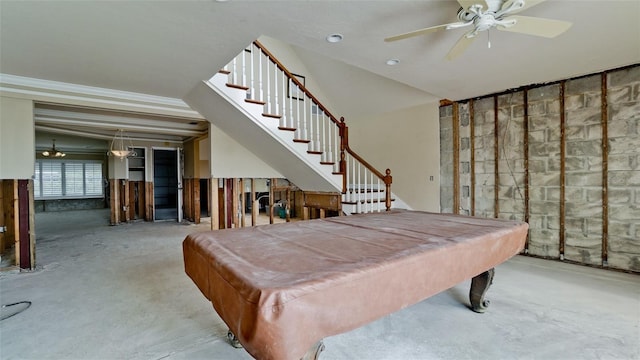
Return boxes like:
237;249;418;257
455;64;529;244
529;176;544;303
153;149;179;221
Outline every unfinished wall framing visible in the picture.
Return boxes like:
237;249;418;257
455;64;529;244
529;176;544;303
440;64;640;273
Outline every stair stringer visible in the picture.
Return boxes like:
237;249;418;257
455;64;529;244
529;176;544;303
184;76;342;193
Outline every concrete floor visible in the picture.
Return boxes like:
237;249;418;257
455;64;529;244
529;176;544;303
0;209;638;360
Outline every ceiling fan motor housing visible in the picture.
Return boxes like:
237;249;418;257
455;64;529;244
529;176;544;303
457;0;524;22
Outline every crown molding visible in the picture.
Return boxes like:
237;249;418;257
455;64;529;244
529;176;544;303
0;73;204;119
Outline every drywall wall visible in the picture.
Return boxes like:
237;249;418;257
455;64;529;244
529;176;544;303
0;96;34;179
348;102;441;212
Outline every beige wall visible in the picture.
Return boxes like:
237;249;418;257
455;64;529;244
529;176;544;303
348;102;441;212
210;124;283;179
0;96;34;179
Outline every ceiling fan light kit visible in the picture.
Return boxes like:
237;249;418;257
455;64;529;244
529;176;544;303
384;0;572;60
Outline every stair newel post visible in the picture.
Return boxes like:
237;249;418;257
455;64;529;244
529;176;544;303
339;117;347;195
384;168;392;211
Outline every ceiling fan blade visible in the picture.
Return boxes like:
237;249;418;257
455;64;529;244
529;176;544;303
457;0;488;11
497;15;572;38
446;33;476;61
384;24;450;42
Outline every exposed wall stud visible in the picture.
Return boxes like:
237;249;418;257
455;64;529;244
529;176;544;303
523;88;530;252
453;102;460;214
469;99;476;216
559;81;566;259
493;96;500;218
601;72;609;266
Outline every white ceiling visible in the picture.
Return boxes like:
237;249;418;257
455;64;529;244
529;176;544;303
1;0;639;142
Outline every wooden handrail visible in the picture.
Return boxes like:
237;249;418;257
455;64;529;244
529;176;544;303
251;40;392;210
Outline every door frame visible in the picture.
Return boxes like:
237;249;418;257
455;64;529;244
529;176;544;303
151;147;183;222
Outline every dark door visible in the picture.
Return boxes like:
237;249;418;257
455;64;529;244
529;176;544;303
153;149;178;221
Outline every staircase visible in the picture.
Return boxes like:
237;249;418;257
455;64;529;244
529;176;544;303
184;41;394;215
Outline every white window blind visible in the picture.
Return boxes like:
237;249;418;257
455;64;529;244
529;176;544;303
35;160;103;199
85;163;103;196
41;162;62;197
34;163;41;198
65;163;84;196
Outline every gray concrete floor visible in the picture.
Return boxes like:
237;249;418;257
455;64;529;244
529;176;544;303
1;209;638;360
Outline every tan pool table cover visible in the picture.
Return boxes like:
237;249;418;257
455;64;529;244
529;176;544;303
183;210;528;360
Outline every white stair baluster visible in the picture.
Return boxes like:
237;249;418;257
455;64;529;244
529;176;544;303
258;49;263;103
325;115;333;165
281;73;287;128
273;63;279;115
377;178;381;212
319;113;324;153
294;92;304;135
231;58;237;84
249;47;254;99
288;82;294;129
241;49;246;88
265;55;271;114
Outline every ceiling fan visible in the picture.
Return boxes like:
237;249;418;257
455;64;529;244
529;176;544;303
384;0;572;60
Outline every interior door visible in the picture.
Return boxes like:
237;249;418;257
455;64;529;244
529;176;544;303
153;149;179;221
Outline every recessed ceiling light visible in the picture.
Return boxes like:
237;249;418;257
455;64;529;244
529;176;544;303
386;59;400;66
326;33;343;43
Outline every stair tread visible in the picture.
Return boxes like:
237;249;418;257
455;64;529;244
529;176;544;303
293;139;311;143
346;189;385;193
263;113;281;119
342;198;395;205
278;126;296;131
307;150;323;155
227;83;249;91
320;161;335;165
246;99;266;105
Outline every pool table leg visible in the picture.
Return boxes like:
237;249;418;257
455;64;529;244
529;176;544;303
301;340;325;360
469;268;495;313
227;330;324;360
227;330;243;348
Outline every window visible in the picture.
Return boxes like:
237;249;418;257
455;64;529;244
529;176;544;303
34;160;104;199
